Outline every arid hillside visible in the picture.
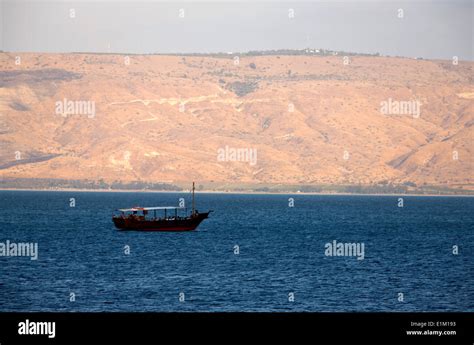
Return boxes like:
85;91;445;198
0;52;472;192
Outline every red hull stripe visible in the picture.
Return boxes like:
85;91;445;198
118;227;196;232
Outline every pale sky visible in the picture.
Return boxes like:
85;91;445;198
1;0;472;60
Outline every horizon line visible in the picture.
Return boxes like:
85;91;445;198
1;48;471;62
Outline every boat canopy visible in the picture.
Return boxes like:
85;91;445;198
118;206;185;212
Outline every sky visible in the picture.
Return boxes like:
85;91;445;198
0;0;472;60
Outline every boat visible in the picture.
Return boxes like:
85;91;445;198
112;182;212;231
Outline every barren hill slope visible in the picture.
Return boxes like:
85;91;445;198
0;52;472;191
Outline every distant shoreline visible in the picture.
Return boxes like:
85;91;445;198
0;187;472;197
2;50;472;63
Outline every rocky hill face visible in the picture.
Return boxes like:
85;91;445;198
0;52;472;191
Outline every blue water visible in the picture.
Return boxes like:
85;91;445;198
0;191;473;311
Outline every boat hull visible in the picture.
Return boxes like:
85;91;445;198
112;212;210;232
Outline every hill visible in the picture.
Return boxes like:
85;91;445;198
0;52;472;193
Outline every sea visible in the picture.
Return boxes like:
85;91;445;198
0;190;473;311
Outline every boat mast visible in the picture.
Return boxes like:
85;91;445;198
192;182;195;215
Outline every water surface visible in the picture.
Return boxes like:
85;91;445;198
0;191;472;311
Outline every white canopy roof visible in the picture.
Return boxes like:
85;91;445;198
118;206;185;212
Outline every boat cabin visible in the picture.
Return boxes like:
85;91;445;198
115;206;191;221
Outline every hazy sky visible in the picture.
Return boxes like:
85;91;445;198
1;0;472;60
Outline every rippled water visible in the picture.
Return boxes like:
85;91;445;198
0;191;473;311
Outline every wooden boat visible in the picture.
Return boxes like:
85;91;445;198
112;183;212;231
